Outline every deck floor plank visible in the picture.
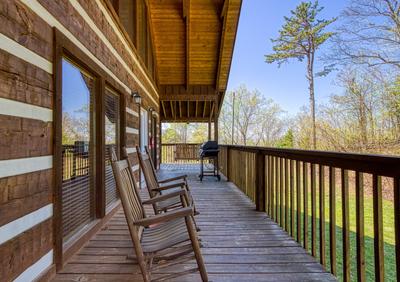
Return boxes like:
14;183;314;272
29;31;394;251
52;165;336;281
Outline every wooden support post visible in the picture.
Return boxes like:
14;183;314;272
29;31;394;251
208;119;211;141
226;147;230;181
214;118;218;142
395;177;400;282
255;151;266;212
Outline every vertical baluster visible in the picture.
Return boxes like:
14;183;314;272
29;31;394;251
303;162;309;250
285;158;289;232
373;175;384;282
342;169;350;282
275;156;278;221
266;155;270;215
319;165;326;266
281;158;285;228
290;159;295;237
311;163;317;257
296;160;301;243
394;177;400;282
270;156;275;220
355;171;365;282
329;167;336;276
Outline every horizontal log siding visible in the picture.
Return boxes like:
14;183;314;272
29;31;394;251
0;0;160;279
0;169;52;226
0;0;53;61
0;115;52;160
0;218;53;281
0;49;53;108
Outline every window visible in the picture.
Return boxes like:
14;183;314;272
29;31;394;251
117;0;137;46
61;58;95;242
137;0;148;61
104;87;120;206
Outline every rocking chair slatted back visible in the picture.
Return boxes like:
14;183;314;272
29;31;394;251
112;159;145;237
137;146;161;197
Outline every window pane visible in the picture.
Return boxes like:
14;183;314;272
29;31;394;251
61;58;95;242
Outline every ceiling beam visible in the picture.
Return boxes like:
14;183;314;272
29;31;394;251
161;117;212;123
215;0;229;92
159;94;218;101
221;0;229;18
184;0;190;90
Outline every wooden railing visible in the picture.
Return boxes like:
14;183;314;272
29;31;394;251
219;145;400;282
161;143;201;164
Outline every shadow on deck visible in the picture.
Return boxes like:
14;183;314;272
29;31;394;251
52;165;336;281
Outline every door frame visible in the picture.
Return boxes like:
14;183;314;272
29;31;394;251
53;28;127;270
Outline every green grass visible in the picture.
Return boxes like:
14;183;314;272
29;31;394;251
272;193;396;281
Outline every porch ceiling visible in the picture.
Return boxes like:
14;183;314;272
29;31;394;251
148;0;242;122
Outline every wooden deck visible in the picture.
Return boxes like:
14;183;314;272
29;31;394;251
52;166;336;281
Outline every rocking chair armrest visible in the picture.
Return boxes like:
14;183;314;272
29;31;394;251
142;190;187;205
153;182;186;192
133;207;193;227
157;175;187;184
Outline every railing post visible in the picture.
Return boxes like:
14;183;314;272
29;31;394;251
255;150;266;212
226;147;230;181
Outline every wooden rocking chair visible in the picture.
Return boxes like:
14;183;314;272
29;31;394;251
144;145;190;188
134;146;198;215
111;158;208;282
122;146;187;215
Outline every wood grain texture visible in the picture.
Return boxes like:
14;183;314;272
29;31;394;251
51;167;335;282
0;169;51;226
0;218;53;281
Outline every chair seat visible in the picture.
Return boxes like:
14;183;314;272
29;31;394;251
141;218;190;253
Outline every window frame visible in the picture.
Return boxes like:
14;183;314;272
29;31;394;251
53;28;127;270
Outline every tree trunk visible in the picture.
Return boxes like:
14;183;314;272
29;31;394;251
307;52;317;149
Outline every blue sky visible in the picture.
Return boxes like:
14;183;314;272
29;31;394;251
62;59;91;118
227;0;350;115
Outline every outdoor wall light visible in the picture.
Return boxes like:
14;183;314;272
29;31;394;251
131;91;141;105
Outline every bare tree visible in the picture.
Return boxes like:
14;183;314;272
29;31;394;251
330;0;400;69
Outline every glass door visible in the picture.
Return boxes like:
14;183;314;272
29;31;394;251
61;58;95;242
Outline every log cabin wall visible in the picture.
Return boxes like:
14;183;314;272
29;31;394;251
0;0;160;280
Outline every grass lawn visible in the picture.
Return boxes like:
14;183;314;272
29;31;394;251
274;192;396;281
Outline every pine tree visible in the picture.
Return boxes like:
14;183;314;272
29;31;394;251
266;1;336;149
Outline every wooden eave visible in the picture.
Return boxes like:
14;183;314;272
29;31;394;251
148;0;242;122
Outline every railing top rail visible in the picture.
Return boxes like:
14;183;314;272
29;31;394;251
220;144;400;178
161;143;202;145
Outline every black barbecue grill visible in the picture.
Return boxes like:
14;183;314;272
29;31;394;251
198;141;220;181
